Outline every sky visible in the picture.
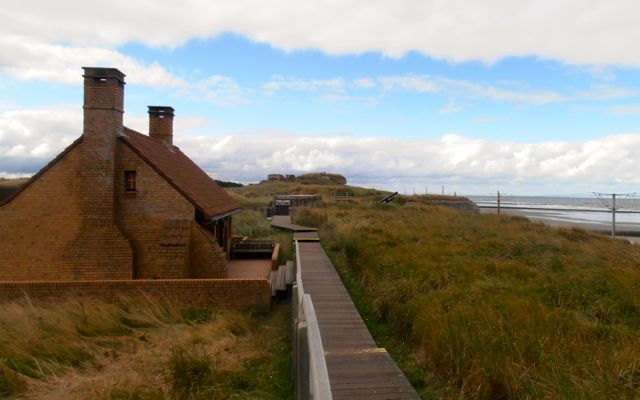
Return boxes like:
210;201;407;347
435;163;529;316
2;1;640;196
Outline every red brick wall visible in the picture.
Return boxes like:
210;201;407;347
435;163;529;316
116;142;195;279
0;279;271;308
190;224;227;278
0;142;134;281
0;145;84;280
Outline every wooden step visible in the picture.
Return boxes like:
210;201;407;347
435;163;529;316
268;270;277;296
285;260;294;286
276;265;286;292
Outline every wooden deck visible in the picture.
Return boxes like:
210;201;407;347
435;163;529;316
271;215;318;232
225;259;271;279
297;241;420;399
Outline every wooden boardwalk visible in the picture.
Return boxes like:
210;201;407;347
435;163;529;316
271;215;318;232
297;241;420;399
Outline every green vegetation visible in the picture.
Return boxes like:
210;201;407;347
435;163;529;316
280;191;640;399
0;178;27;202
0;296;292;399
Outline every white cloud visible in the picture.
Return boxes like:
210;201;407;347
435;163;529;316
2;1;640;66
439;100;463;115
0;36;187;87
351;78;377;89
177;75;247;106
263;76;345;94
379;75;440;93
608;104;640;116
3;107;640;194
0;36;247;106
260;74;577;105
0;107;81;173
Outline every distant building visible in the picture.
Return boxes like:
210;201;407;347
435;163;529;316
267;173;296;182
0;67;241;281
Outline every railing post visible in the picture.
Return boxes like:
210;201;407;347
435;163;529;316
292;283;299;387
296;321;309;400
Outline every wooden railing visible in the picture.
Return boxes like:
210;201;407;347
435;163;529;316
232;239;275;252
292;240;332;400
331;191;354;202
271;243;280;271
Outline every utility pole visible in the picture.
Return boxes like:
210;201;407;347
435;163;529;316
612;193;616;238
497;190;501;215
441;185;444;195
594;192;635;238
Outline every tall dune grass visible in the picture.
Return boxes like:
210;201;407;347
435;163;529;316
320;202;640;399
0;296;292;399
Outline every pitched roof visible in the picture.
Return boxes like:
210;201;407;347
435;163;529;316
121;127;241;219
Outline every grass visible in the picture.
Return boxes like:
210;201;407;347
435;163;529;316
302;199;640;399
0;295;292;399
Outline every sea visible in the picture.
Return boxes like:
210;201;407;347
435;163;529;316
467;195;640;233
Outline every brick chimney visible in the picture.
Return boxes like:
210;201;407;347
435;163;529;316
80;67;125;224
148;106;174;146
65;67;133;279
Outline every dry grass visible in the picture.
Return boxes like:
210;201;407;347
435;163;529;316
313;201;640;399
0;295;292;399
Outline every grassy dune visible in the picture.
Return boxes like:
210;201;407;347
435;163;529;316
0;296;292;399
291;200;640;399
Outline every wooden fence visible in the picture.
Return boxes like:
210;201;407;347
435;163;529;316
292;240;332;400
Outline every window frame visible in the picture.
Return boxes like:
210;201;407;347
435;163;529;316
124;170;137;193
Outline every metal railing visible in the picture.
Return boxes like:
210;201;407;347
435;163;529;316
292;240;332;400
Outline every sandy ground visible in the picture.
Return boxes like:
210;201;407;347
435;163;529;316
480;207;640;244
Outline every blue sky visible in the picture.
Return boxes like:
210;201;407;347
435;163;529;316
2;1;640;195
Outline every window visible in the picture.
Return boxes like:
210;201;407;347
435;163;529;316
124;171;137;192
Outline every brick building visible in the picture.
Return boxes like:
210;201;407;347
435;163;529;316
0;67;242;281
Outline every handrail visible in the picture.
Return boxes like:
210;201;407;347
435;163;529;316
271;243;280;271
293;240;332;400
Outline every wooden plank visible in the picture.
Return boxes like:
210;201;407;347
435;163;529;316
285;260;294;285
297;241;420;399
271;215;318;232
276;265;286;292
